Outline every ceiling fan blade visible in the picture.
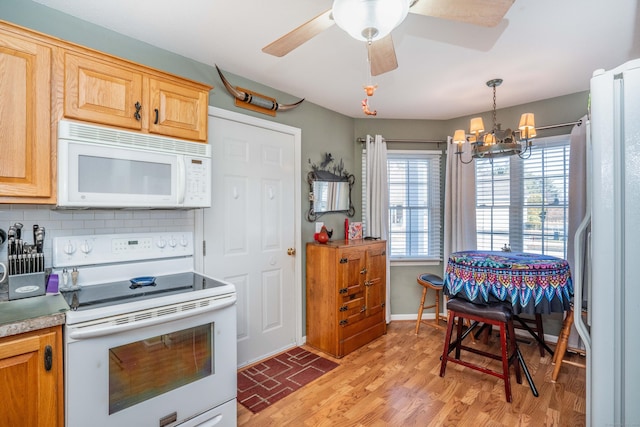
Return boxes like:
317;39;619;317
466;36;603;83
369;35;398;76
409;0;514;27
262;9;334;57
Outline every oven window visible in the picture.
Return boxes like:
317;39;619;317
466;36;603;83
109;324;213;414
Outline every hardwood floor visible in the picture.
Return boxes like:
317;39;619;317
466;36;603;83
237;321;586;426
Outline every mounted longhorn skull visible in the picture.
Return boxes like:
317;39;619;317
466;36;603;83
215;65;304;115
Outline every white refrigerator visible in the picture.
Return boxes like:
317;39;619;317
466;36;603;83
574;58;640;426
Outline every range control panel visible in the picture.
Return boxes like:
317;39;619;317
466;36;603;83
52;232;194;268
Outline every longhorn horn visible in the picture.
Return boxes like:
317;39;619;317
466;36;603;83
215;65;304;112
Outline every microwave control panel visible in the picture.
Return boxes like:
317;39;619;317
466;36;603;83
184;156;211;207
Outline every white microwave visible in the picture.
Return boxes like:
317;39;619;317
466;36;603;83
57;120;211;208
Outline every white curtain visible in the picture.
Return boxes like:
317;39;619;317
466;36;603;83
365;135;391;322
443;136;477;276
567;115;589;349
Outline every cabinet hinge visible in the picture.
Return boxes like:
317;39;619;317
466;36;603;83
339;257;348;264
339;319;348;326
339;288;348;294
202;240;206;257
339;305;348;312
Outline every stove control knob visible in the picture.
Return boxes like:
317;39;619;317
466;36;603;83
168;238;177;248
64;241;76;255
180;236;189;247
80;240;93;254
156;239;167;249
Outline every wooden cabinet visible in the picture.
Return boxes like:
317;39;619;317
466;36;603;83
306;239;387;358
64;52;144;131
148;77;209;141
0;27;54;203
0;326;64;427
63;51;210;141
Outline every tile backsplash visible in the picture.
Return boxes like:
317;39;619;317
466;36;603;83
0;205;195;274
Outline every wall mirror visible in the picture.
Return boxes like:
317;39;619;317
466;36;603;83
306;154;355;221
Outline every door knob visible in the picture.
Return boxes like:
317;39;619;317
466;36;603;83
287;248;296;256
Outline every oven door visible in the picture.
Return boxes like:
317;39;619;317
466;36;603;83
65;298;236;427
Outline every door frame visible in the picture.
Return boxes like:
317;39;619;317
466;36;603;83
194;106;304;355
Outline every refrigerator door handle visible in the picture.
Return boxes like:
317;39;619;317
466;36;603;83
573;212;592;350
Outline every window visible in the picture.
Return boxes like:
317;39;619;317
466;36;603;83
363;150;442;261
475;135;570;258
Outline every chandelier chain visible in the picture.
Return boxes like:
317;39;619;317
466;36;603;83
492;84;497;131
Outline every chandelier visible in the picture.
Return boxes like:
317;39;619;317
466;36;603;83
453;79;536;164
332;0;410;42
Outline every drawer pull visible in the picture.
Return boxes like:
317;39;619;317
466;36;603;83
339;305;348;312
339;257;348;264
339;320;348;326
44;345;53;371
339;288;348;294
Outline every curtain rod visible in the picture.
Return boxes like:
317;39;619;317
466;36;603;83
356;119;583;143
356;137;445;143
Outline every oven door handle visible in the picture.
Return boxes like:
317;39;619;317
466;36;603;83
67;295;236;340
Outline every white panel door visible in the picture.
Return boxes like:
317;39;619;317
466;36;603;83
203;108;301;367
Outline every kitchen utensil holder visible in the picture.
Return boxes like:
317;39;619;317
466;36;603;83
8;271;46;300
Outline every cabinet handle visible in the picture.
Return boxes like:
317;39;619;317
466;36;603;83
134;102;142;121
360;268;367;274
154;108;159;124
360;306;366;313
44;345;53;371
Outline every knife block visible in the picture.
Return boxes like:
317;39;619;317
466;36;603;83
8;272;46;300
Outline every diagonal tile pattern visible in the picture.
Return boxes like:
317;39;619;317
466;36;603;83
238;347;338;413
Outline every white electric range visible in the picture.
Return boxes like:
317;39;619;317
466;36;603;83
53;232;237;427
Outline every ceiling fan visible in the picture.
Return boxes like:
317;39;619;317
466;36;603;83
262;0;514;76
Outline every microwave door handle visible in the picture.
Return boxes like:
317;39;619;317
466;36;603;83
177;157;186;205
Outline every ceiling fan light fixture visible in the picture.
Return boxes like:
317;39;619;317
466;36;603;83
332;0;410;42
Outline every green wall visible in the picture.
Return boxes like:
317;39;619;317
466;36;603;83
2;0;589;336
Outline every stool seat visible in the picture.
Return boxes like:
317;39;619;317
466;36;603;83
417;273;444;287
415;273;445;333
447;298;512;323
440;297;522;402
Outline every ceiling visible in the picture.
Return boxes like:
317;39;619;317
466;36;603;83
33;0;639;120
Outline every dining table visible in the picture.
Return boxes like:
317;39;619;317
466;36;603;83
443;250;574;397
444;250;573;315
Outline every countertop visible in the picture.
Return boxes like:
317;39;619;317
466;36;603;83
0;290;69;338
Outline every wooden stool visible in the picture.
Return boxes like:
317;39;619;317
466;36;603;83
440;298;522;402
551;305;586;382
415;273;445;333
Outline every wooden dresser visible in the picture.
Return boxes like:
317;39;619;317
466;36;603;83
306;239;387;358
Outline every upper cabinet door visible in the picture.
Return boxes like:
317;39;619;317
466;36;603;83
64;53;144;130
0;32;53;200
149;78;208;141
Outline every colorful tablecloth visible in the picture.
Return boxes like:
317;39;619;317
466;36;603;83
444;251;573;315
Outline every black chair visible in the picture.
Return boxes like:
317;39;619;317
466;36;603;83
439;298;522;402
